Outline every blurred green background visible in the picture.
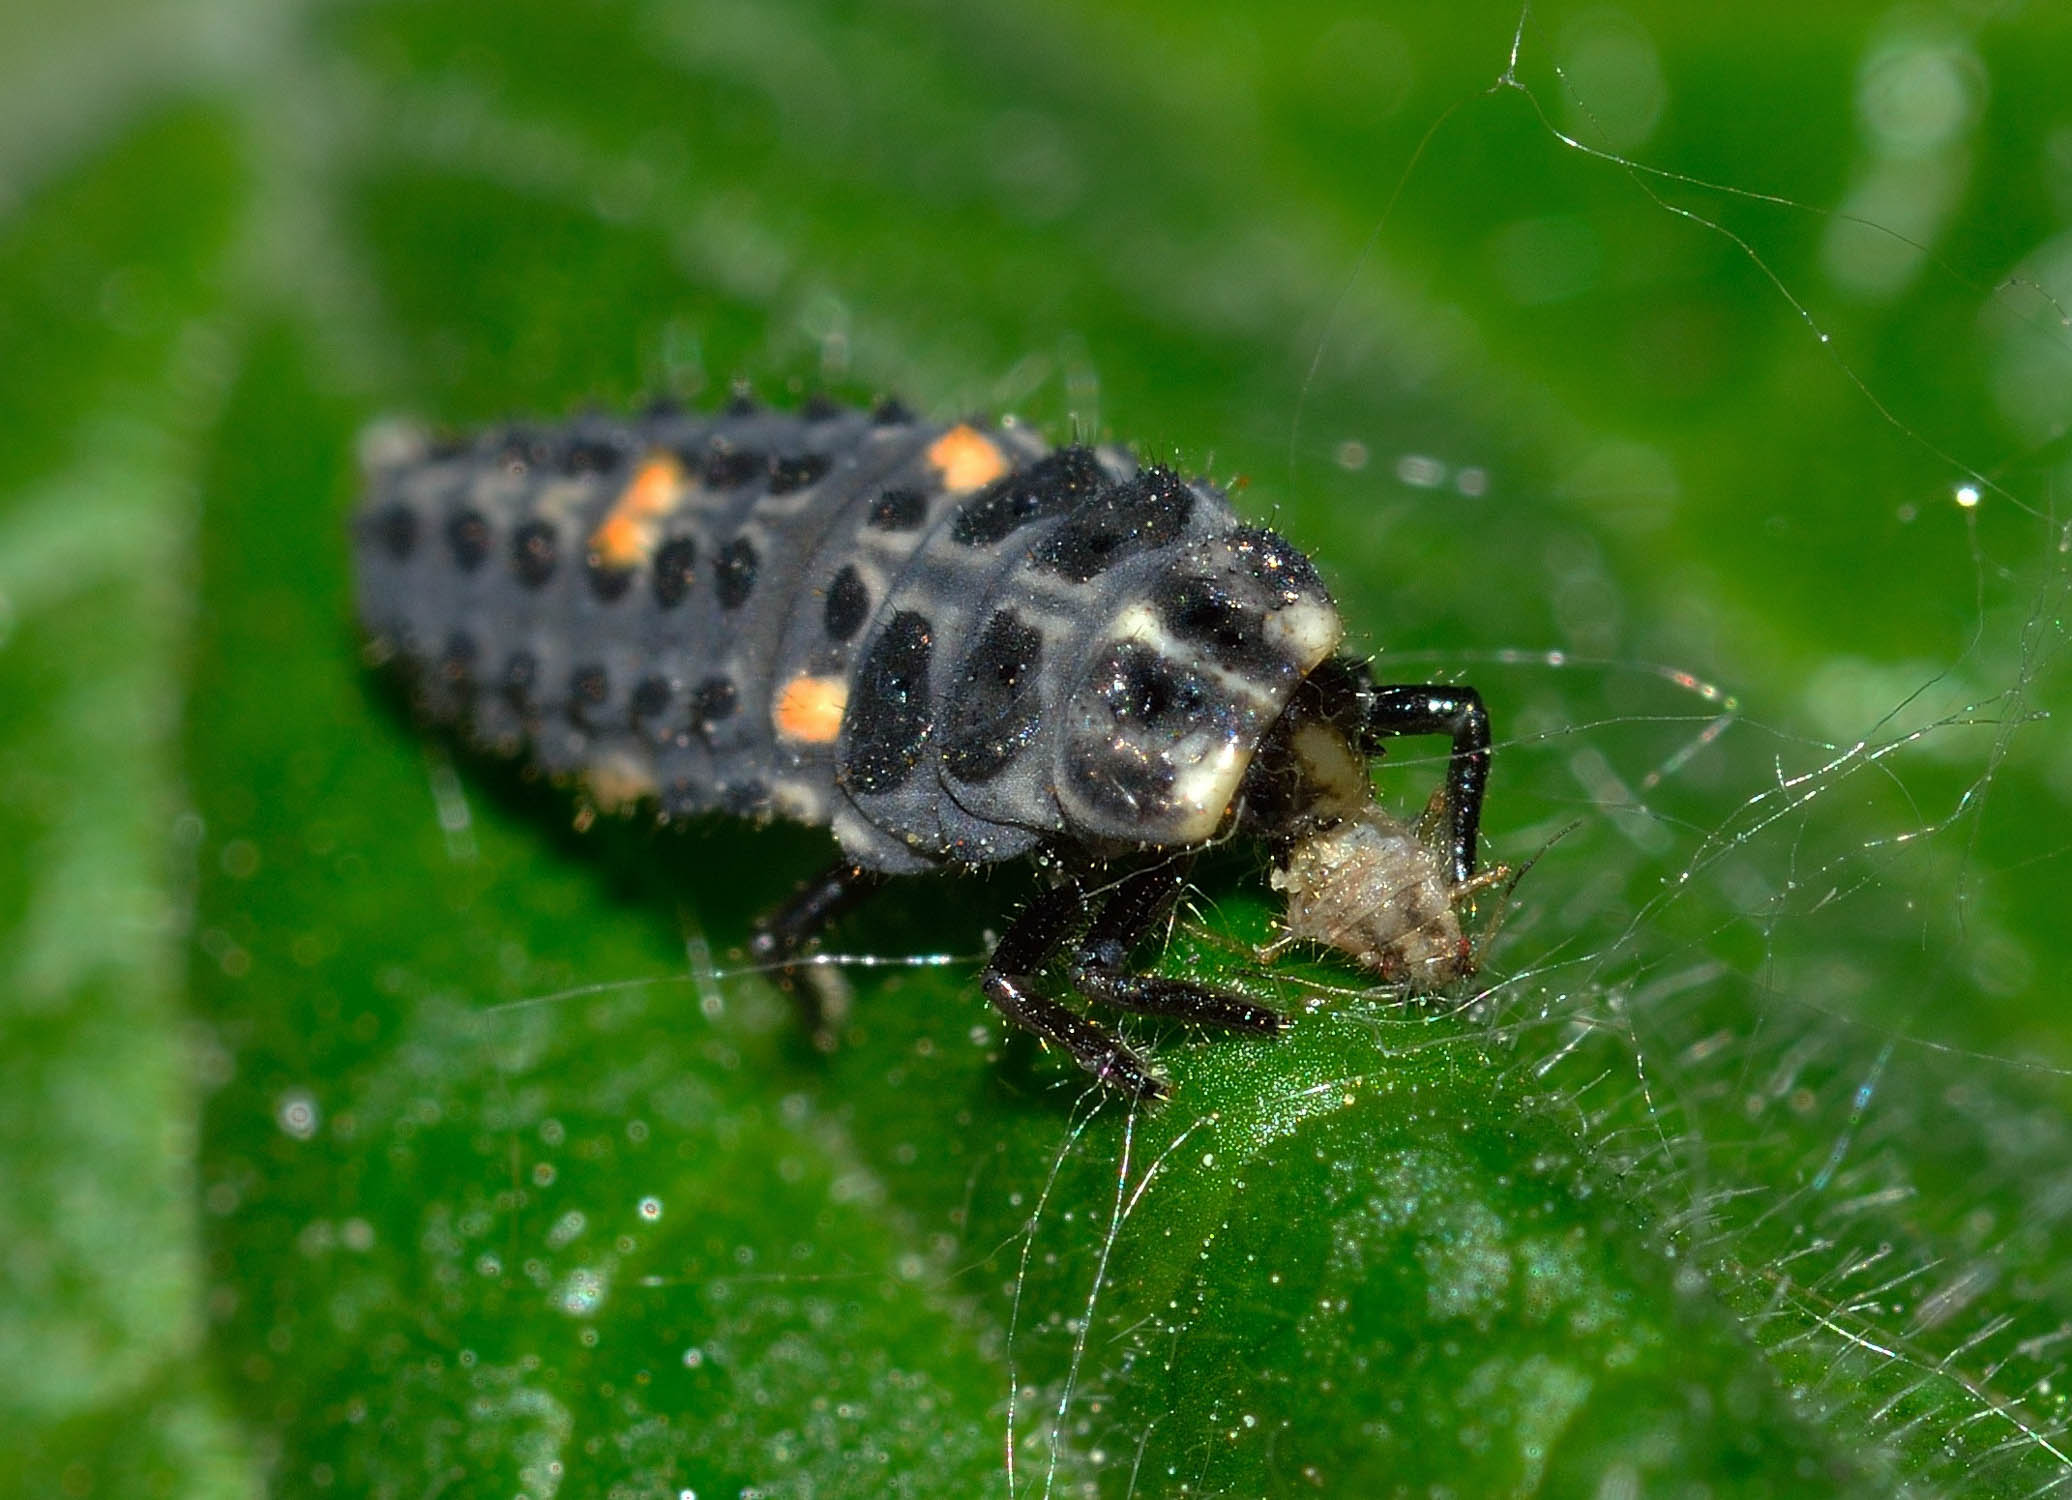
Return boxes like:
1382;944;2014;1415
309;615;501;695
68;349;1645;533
5;0;2072;1494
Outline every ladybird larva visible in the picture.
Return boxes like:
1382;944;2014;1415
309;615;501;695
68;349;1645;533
355;398;1498;1098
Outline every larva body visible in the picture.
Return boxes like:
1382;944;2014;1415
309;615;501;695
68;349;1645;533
355;397;1496;1098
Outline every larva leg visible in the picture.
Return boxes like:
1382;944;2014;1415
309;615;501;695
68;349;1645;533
981;880;1167;1101
750;861;889;1047
1070;861;1284;1035
1361;683;1491;887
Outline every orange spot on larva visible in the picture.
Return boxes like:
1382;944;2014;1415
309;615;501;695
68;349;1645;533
773;674;849;744
590;453;688;568
926;424;1008;492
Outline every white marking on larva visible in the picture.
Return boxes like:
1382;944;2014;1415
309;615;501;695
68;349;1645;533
1107;602;1279;708
357;418;429;477
1164;736;1246;837
831;806;873;851
1261;599;1342;667
584;749;658;813
1290;720;1369;820
1111;601;1165;647
533;479;594;525
772;780;827;825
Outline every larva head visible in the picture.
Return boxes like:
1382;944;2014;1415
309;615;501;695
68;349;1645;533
1055;527;1344;846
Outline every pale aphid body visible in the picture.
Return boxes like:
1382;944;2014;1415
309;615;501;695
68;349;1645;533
354;397;1496;1098
1274;810;1471;984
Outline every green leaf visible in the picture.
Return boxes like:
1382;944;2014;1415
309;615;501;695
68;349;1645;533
9;2;2072;1496
0;104;254;1494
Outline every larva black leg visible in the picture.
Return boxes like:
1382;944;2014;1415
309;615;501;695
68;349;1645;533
1071;862;1284;1035
982;880;1168;1101
1363;683;1491;887
750;861;890;1046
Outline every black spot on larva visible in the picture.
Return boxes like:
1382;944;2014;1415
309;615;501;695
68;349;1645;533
495;426;549;469
561;436;623;476
699;444;765;490
426;433;469;462
1062;642;1226;826
950;445;1107;547
714;538;759;609
689;676;738;735
1228;525;1324;603
629;675;672;724
587;555;634;602
446;509;490;572
823;565;869;641
642;394;683;419
652;537;698;608
1066;733;1178;823
724;389;759;417
372;502;418;560
803;392;841;422
503;650;539;710
867;487;927;531
1032;467;1195;583
439;630;478;685
941;610;1044;784
512;521;559;588
1153;574;1276;676
769;452;831;494
843;611;934;795
570;663;610;708
1102;643;1206;727
871;397;913;426
721;780;770;817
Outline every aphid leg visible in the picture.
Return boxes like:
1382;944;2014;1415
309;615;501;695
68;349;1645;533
982;880;1168;1101
1070;860;1285;1035
1363;683;1491;885
750;861;890;1049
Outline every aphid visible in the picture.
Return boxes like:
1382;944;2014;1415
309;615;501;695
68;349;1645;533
354;398;1501;1099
